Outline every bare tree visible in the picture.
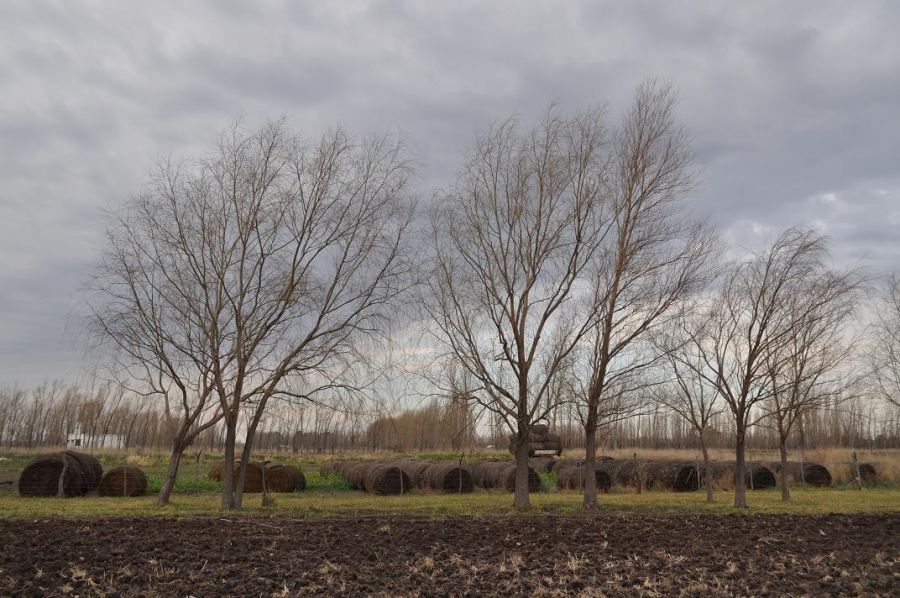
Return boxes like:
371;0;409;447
425;107;607;509
654;311;725;503
871;275;900;409
87;120;415;509
686;229;835;507
762;264;862;501
575;82;715;509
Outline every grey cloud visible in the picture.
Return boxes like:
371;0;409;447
0;0;898;384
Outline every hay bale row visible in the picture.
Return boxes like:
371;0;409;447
375;460;474;493
18;451;103;497
589;460;694;492
467;460;540;492
98;465;147;497
555;462;612;492
767;461;832;487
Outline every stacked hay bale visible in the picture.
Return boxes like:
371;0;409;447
768;461;832;487
18;451;103;497
207;461;266;491
508;424;563;457
98;465;147;497
555;461;612;492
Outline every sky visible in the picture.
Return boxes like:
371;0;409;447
1;1;899;386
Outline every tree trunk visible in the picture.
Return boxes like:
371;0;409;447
699;433;714;503
582;416;598;509
513;422;531;510
733;429;748;508
221;412;237;510
779;437;790;503
156;445;184;506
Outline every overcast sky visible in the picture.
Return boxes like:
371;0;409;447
1;1;898;386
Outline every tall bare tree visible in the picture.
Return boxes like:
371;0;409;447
871;275;900;409
575;82;715;509
87;120;414;509
425;107;607;509
762;262;862;501
654;311;725;503
684;229;838;507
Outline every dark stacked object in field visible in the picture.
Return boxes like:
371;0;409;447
707;462;777;490
508;424;563;457
769;461;832;487
18;451;103;497
326;461;411;495
265;464;306;492
98;465;147;497
555;462;612;492
468;460;540;492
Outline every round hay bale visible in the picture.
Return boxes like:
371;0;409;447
770;461;832;487
208;462;224;481
707;462;776;490
641;462;700;492
858;463;877;483
17;452;96;497
390;460;431;488
467;460;509;489
494;463;541;492
265;464;306;492
419;463;473;493
64;451;103;491
362;463;411;495
556;463;612;492
98;465;147;497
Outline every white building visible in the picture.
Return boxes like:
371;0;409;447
66;429;124;450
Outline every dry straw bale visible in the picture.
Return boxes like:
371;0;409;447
98;465;148;497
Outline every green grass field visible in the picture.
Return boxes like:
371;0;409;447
2;450;899;519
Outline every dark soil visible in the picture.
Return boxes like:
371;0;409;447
1;513;897;596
